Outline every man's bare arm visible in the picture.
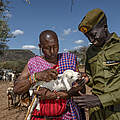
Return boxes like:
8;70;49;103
14;65;58;94
13;64;31;94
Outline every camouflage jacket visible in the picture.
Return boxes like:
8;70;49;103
86;33;120;120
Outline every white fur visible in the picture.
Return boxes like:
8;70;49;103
52;70;80;91
31;69;80;92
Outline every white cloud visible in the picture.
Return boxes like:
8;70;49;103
63;28;72;35
74;46;82;50
22;45;39;49
74;40;84;44
12;29;24;36
73;29;78;33
63;48;68;52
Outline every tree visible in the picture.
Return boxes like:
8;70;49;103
0;0;10;17
0;0;12;57
0;19;11;58
0;0;12;41
0;20;10;42
69;46;88;65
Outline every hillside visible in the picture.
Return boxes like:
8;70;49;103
0;49;35;72
0;49;35;61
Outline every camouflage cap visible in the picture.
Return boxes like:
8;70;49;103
78;8;105;33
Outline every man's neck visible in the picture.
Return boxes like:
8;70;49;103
105;32;112;41
45;57;58;65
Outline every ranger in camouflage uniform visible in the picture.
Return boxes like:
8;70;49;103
73;8;120;120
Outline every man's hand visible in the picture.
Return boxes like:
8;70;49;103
36;69;58;82
73;94;102;108
34;88;69;100
34;87;56;100
33;87;50;99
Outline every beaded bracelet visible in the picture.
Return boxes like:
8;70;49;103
28;76;32;84
28;73;36;84
33;73;36;82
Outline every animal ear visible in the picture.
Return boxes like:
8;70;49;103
58;74;63;77
57;74;63;79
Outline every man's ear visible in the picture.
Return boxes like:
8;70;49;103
38;43;41;48
38;43;43;55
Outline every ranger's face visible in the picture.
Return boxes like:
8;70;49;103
85;25;107;47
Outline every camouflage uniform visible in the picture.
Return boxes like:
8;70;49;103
79;8;120;120
86;33;120;120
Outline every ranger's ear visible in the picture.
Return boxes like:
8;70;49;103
104;24;108;30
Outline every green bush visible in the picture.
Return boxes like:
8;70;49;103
0;60;28;73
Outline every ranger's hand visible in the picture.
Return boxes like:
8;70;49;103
68;76;85;96
73;94;102;108
36;69;58;82
81;72;89;83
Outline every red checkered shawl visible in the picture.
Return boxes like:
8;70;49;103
28;53;77;120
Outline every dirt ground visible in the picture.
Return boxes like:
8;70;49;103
0;79;91;120
0;81;27;120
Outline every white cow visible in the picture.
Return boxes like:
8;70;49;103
7;72;15;82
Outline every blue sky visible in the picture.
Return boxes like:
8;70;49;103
7;0;120;55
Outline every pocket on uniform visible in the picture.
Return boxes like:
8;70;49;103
103;61;120;79
103;65;114;78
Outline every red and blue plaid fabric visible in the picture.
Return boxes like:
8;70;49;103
69;99;81;120
58;53;82;120
28;53;82;120
58;53;76;74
